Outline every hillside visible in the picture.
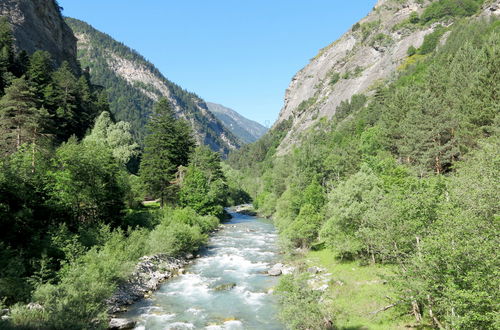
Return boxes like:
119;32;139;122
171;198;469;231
65;18;240;154
272;0;499;154
206;102;267;144
227;0;499;328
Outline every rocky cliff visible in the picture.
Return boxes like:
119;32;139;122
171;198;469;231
273;0;499;154
0;0;78;71
206;102;268;144
66;18;240;155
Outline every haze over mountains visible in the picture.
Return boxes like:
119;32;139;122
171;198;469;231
206;102;267;144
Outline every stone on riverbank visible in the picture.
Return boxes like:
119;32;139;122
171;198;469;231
268;263;283;276
106;254;188;314
108;318;136;329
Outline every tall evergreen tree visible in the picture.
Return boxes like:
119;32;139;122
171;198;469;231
139;98;195;206
0;77;39;154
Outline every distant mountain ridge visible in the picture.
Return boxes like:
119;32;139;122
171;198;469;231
65;18;240;154
206;102;267;144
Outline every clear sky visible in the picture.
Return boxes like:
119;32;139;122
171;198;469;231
58;0;376;126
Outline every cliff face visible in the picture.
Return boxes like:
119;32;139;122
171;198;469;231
273;0;500;154
0;0;78;71
66;18;240;154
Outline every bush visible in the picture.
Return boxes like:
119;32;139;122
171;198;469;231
275;274;332;329
420;0;482;23
407;45;417;56
148;220;206;256
418;26;447;54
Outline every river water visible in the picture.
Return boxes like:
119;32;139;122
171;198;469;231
123;212;284;329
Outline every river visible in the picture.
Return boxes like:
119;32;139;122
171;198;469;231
122;212;285;329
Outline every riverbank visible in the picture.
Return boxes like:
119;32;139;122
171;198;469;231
279;249;416;329
121;212;284;329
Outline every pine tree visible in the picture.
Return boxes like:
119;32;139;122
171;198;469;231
139;98;195;206
0;77;39;154
0;17;14;94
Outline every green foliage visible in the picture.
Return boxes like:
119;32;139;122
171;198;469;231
406;45;417;56
418;26;447;55
328;71;340;86
295;96;317;115
148;219;205;256
227;18;499;329
409;11;420;24
335;94;367;121
275;274;331;329
179;147;229;219
65;18;240;153
420;0;483;23
139;98;195;206
47;137;127;227
84;111;139;166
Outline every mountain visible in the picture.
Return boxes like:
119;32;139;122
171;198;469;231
0;0;79;71
272;0;499;154
65;18;240;154
206;102;267;144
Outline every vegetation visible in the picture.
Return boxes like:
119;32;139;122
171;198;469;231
420;0;484;23
0;16;230;329
65;18;240;154
228;18;499;329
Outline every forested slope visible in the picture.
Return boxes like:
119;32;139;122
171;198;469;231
228;2;499;328
66;18;240;154
0;6;234;328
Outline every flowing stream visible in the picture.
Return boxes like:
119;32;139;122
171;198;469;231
123;212;284;329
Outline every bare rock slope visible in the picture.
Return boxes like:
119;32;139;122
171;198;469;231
274;0;500;154
0;0;78;71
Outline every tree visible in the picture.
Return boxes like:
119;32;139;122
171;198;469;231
179;146;228;219
84;111;139;166
0;77;40;154
0;17;14;93
139;98;195;206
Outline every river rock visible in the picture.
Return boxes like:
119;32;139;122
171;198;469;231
232;204;257;216
108;318;136;330
281;265;296;275
307;266;321;274
268;263;283;276
106;254;188;314
213;282;236;291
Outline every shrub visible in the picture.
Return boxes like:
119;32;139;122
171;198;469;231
148;220;206;256
275;274;332;329
418;26;447;54
420;0;481;23
407;45;417;56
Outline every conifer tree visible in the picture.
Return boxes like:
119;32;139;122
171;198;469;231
0;77;39;153
139;98;195;206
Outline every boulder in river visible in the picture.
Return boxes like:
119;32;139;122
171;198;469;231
213;282;237;291
268;263;283;276
108;318;136;329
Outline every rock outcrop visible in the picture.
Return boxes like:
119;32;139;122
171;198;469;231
107;254;188;314
0;0;78;71
272;0;500;154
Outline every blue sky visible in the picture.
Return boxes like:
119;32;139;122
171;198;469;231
59;0;376;126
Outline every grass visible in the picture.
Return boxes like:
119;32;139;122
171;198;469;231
302;249;416;329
